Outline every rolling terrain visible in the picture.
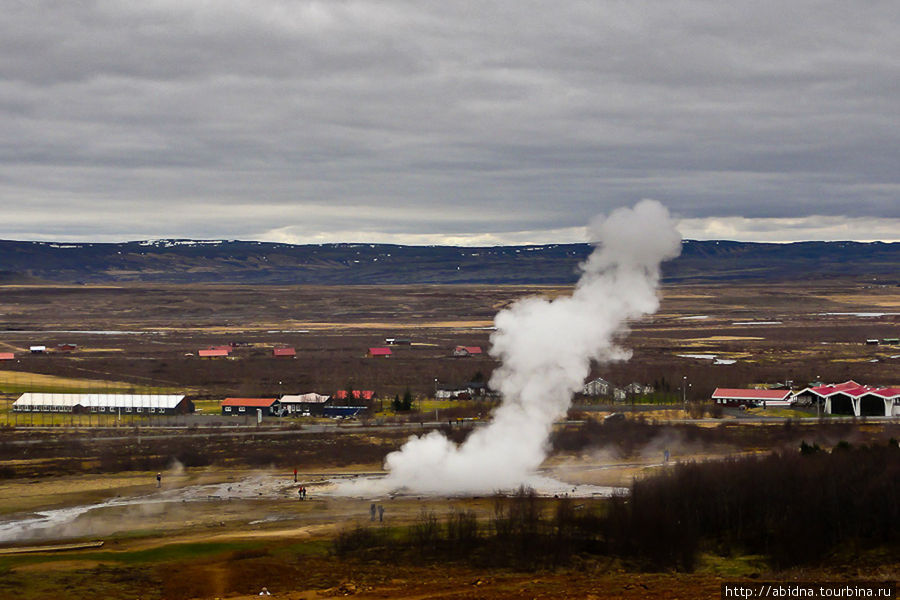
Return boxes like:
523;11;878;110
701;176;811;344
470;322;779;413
1;239;898;285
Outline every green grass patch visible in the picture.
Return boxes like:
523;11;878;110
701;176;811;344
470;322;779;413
697;552;768;577
0;540;262;570
745;407;816;418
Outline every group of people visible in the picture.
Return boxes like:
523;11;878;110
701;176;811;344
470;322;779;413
369;503;385;522
297;486;307;500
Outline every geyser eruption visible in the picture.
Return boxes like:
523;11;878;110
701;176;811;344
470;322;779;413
341;200;681;496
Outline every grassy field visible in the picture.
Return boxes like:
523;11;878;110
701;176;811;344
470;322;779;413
0;369;152;395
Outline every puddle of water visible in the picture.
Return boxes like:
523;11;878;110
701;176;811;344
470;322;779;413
819;312;899;318
0;474;300;544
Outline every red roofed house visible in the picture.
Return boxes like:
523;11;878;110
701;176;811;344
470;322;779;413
334;390;376;401
712;388;792;408
199;348;230;358
452;346;483;357
273;347;296;358
795;381;900;416
0;352;14;361
208;345;233;353
221;397;281;416
367;347;392;358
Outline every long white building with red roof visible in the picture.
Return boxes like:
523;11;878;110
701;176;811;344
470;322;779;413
712;388;793;408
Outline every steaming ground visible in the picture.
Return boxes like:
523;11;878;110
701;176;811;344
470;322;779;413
0;470;631;544
338;200;681;497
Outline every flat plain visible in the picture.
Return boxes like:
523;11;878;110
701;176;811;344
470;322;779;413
0;281;897;599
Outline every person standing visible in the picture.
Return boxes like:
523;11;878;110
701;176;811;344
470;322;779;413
378;505;384;522
156;472;161;488
293;468;297;483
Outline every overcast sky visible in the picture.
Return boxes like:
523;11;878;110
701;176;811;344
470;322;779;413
2;1;899;244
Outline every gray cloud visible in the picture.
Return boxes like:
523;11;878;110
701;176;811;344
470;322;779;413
1;1;899;243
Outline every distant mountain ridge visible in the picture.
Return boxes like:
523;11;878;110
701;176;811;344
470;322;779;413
0;239;897;285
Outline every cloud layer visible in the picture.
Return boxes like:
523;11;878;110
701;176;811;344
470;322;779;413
2;2;898;243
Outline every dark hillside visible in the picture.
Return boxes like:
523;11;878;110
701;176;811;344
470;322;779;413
0;239;897;285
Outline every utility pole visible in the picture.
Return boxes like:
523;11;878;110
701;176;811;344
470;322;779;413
682;376;687;413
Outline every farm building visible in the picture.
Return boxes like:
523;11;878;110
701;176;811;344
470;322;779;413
582;377;612;396
273;347;296;358
793;381;900;417
367;347;392;358
221;398;281;416
0;352;14;361
385;338;411;345
436;387;471;399
624;382;654;395
712;388;792;408
198;348;230;358
452;346;483;357
12;393;192;414
280;393;330;416
29;346;46;354
56;343;77;352
333;390;375;401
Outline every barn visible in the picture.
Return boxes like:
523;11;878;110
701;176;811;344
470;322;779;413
711;388;792;408
367;347;392;358
12;393;192;414
795;381;900;416
333;390;375;401
582;377;612;396
280;393;330;416
273;347;296;358
0;352;14;361
452;346;483;357
199;348;230;358
221;397;281;416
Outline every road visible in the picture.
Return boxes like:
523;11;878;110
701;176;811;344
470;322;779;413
1;412;896;445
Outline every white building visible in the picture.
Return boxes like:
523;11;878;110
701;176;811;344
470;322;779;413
13;393;192;414
582;377;612;396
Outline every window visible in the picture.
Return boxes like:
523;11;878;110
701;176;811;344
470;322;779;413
90;406;97;412
136;407;142;413
125;407;132;413
225;407;232;412
238;407;246;413
99;407;105;412
149;408;155;413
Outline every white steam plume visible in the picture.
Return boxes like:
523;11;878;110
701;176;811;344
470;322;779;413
341;200;681;496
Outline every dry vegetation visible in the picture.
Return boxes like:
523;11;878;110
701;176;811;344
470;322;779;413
0;280;897;598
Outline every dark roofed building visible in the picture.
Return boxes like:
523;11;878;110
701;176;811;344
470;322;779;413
280;393;330;415
221;397;280;416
